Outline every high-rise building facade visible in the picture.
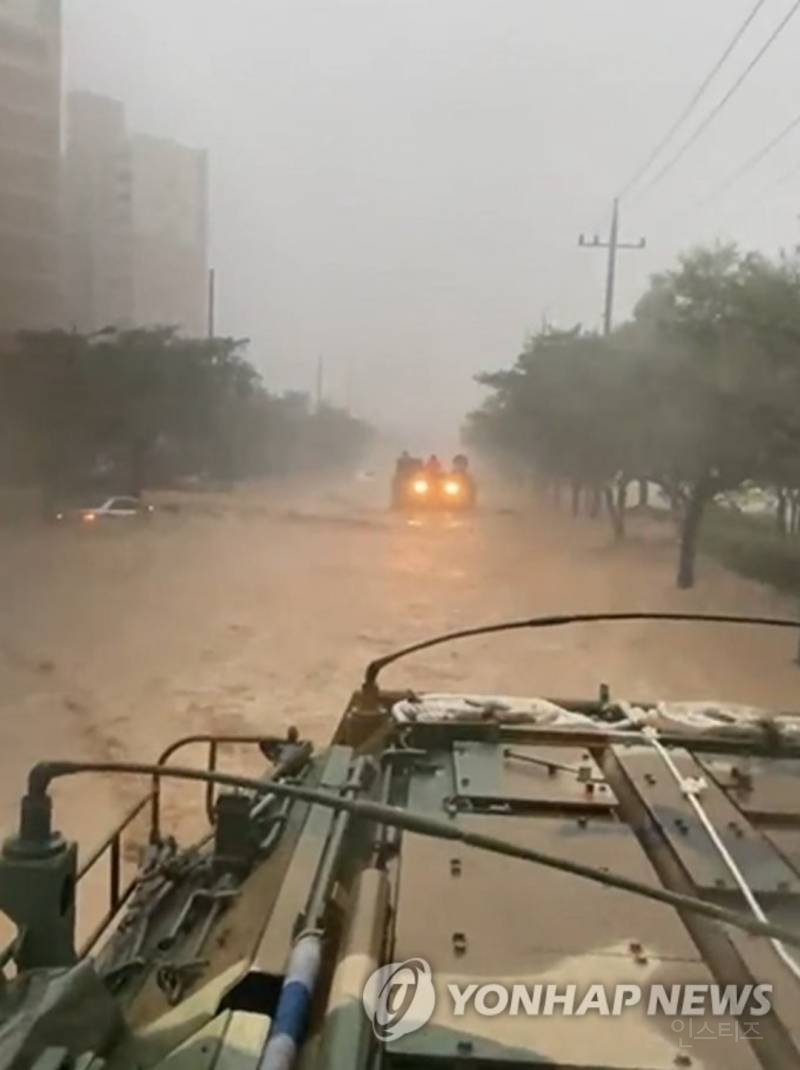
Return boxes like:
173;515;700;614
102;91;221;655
131;134;208;336
62;109;209;337
0;0;62;335
62;91;134;332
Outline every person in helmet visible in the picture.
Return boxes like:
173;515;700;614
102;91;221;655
395;450;414;478
449;453;476;506
424;454;443;478
392;450;420;508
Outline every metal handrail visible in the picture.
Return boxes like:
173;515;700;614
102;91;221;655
150;733;287;842
77;793;152;882
74;732;286;958
77;792;153;957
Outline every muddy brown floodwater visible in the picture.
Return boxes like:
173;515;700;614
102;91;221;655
2;473;799;936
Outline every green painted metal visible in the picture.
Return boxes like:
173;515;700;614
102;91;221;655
0;809;78;970
248;745;353;979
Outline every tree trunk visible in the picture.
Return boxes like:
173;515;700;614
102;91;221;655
677;484;709;589
571;481;581;517
589;484;602;519
637;479;649;508
776;488;788;537
616;478;628;516
660;479;685;536
129;439;148;497
604;483;626;541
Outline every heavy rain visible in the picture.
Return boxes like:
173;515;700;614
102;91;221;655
3;3;800;1068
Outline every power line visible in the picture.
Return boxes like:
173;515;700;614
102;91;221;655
720;149;800;227
636;0;800;200
696;106;800;208
648;107;800;238
641;140;795;243
619;0;769;199
772;154;800;189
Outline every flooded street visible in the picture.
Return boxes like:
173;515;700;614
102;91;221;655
2;474;799;860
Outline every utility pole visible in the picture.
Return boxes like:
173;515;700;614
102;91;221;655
207;268;216;338
578;198;645;335
315;355;324;413
579;199;648;509
344;358;353;413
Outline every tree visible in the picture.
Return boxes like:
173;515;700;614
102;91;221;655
0;327;372;502
633;246;800;586
467;244;800;588
467;327;651;540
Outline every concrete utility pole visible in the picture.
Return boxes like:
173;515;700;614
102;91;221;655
579;198;646;335
344;358;353;413
316;355;324;412
207;268;216;338
579;200;648;508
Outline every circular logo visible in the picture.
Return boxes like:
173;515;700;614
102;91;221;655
362;958;437;1042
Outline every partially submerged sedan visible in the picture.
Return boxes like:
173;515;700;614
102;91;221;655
53;495;154;524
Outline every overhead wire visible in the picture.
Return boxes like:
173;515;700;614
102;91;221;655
695;106;800;208
644;111;800;241
771;154;800;189
729;152;800;221
635;0;800;201
618;0;769;199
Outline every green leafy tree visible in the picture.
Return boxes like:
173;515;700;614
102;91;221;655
0;327;372;505
467;244;800;588
633;246;800;586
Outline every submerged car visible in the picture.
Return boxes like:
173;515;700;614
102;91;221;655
53;495;154;524
1;611;800;1070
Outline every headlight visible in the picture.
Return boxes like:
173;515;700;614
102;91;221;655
82;512;97;522
444;480;461;496
412;479;429;495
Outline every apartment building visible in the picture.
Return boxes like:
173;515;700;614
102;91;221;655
131;133;208;336
62;90;134;332
0;0;62;335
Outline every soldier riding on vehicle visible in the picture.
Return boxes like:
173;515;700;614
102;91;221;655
390;451;476;510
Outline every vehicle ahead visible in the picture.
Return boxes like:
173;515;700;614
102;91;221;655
2;612;799;1070
54;494;154;525
391;453;476;509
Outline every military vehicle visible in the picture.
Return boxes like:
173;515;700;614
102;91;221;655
2;611;800;1070
391;459;476;510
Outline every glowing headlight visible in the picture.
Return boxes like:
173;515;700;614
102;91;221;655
82;512;97;522
444;480;461;496
412;479;429;495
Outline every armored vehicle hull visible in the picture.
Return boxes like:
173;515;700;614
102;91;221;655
2;613;800;1070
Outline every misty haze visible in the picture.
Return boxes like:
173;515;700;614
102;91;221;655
3;3;800;1069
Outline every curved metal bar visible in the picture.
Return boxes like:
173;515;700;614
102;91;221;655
25;758;800;950
361;611;800;691
150;733;287;842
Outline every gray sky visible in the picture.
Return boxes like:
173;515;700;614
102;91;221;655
64;1;800;441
